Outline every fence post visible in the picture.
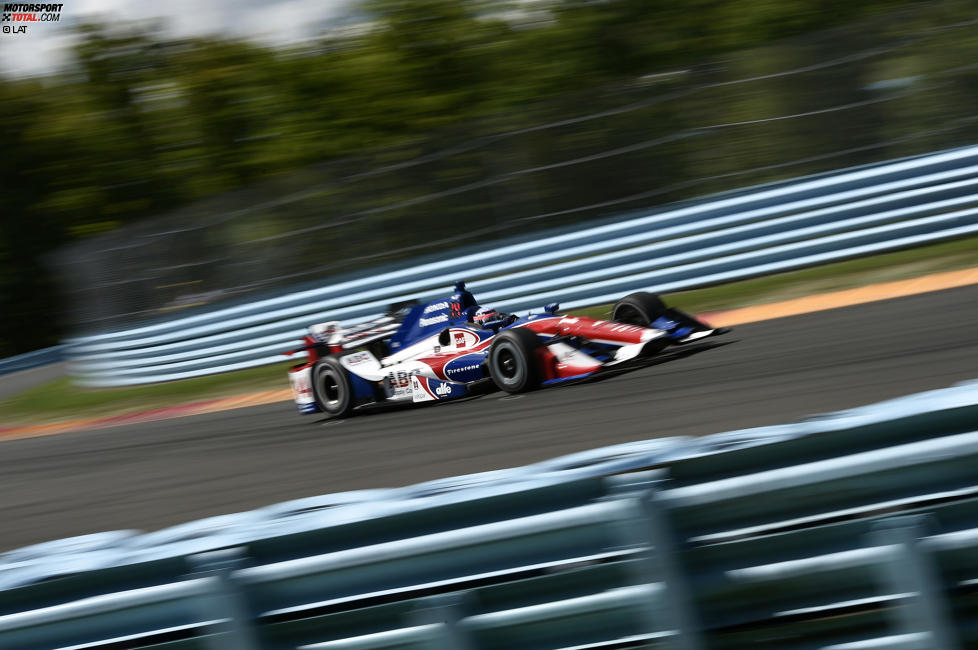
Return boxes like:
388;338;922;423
610;481;706;650
189;548;261;650
409;593;476;650
867;516;959;650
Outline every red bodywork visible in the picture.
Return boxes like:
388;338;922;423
286;334;344;380
521;316;655;381
520;316;652;345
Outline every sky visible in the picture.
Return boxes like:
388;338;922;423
0;0;358;77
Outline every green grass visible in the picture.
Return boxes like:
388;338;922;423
573;235;978;319
2;235;977;427
0;361;296;427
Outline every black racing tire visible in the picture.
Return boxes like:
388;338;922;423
311;356;354;419
488;327;542;394
612;292;667;327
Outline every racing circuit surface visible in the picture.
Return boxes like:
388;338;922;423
2;284;977;551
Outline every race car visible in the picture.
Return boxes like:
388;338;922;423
286;282;729;418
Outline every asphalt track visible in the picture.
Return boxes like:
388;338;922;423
2;285;977;552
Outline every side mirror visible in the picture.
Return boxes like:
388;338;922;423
544;303;560;314
438;328;451;346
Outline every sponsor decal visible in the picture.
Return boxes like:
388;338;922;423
446;329;480;349
446;363;480;376
344;351;371;365
411;376;431;402
2;2;62;35
386;368;421;391
558;317;580;326
291;374;311;397
289;366;318;413
435;383;453;396
419;313;448;327
423;301;450;314
444;352;485;379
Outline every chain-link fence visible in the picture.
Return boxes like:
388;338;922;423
51;12;978;333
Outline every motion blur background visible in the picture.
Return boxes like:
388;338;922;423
1;0;976;352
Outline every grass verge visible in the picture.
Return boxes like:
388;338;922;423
0;361;296;427
2;236;977;427
573;236;978;319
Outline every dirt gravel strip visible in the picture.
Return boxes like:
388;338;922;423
698;266;978;328
0;390;292;441
2;266;977;442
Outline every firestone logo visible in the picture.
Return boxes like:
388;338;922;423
2;3;62;34
446;363;480;376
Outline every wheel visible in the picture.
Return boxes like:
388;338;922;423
611;292;666;326
488;327;542;393
311;357;354;418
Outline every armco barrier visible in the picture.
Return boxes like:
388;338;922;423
2;379;978;649
0;345;63;377
64;145;978;386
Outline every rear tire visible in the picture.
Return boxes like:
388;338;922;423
612;292;666;326
311;357;354;419
488;327;541;393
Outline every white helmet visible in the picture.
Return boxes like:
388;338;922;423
473;307;501;328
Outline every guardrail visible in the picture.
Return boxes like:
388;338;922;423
2;379;977;649
0;346;63;377
64;145;978;386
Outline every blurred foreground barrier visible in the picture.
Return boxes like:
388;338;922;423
64;145;978;386
2;379;978;649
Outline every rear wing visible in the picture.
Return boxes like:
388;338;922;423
337;317;400;350
285;314;402;362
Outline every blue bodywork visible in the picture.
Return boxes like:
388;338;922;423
389;283;479;351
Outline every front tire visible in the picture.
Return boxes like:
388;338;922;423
612;292;666;326
488;327;542;393
311;357;354;419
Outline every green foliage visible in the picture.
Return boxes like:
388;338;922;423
0;0;973;355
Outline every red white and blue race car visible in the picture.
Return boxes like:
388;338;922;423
286;282;729;418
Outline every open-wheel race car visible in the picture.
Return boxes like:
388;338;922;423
286;282;729;418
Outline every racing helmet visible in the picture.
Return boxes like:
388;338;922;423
473;306;500;328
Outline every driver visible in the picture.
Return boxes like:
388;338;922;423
473;306;515;329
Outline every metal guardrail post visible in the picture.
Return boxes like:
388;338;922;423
190;548;261;650
867;516;960;650
409;593;476;650
610;484;705;650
